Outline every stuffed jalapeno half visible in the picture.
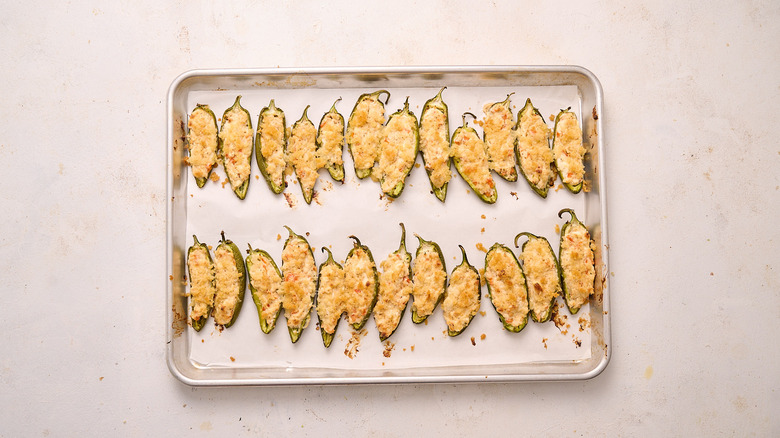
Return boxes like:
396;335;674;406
346;90;390;179
552;108;585;193
213;232;246;328
419;87;451;202
373;223;413;341
186;104;219;188
482;93;518;182
316;98;346;183
377;97;419;198
281;226;317;343
246;244;283;333
186;235;216;331
484;243;529;332
255;99;288;194
514;98;555;198
558;209;595;314
218;96;253;199
288;106;318;204
410;234;447;324
451;113;497;204
442;245;481;336
514;232;561;323
315;247;347;348
343;236;379;331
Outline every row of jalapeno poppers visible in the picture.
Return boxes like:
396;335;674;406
185;209;596;346
185;89;586;204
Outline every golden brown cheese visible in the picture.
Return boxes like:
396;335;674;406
187;107;218;180
281;238;317;328
187;246;215;322
553;112;585;186
316;113;344;169
411;246;446;318
519;238;561;318
247;253;282;324
288;117;318;195
315;262;346;334
213;245;242;325
451;129;495;198
442;264;480;333
515;110;554;189
484;248;528;327
346;96;385;172
560;222;595;310
482;103;517;178
259;111;286;189
377;112;417;193
374;253;412;338
419;107;451;189
343;248;376;326
218;106;253;188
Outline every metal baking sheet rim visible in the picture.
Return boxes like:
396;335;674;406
165;65;610;386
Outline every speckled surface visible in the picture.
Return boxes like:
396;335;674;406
1;1;778;435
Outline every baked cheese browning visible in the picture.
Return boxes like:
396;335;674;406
515;99;555;194
218;96;253;197
420;104;451;190
374;252;412;339
343;241;378;328
451;116;496;202
517;234;561;322
316;103;345;181
187;105;218;184
289;107;318;204
247;251;283;326
315;257;346;335
442;247;480;335
484;245;529;329
560;218;595;312
482;95;518;181
377;99;418;196
256;100;287;193
213;244;243;325
346;90;389;177
411;238;447;321
552;110;585;189
187;243;216;325
281;234;317;330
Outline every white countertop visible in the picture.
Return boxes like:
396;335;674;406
1;1;778;435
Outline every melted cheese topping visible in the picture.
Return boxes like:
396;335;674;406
187;108;218;179
218;106;252;188
553;112;585;185
419;107;451;188
258;110;286;188
288;118;318;196
247;253;282;323
442;264;480;333
482;103;516;178
187;246;215;322
484;248;528;327
519;238;561;319
378;112;417;193
374;252;412;338
560;222;595;310
213;245;241;325
515;110;554;189
412;245;446;318
451;129;496;199
281;238;317;328
316;113;344;169
343;248;377;326
346;95;385;172
315;262;346;334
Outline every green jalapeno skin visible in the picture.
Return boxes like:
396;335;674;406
419;87;451;202
484;243;529;332
316;247;345;348
187;104;219;188
281;226;317;343
443;245;481;337
451;113;498;204
316;98;346;183
344;236;379;331
378;97;419;198
557;209;596;314
213;232;247;328
187;235;215;332
552;108;584;194
410;234;448;324
218;96;253;200
346;90;390;179
483;93;518;182
289;106;318;204
255;99;288;195
245;245;283;334
514;232;561;323
373;223;413;341
514;98;555;198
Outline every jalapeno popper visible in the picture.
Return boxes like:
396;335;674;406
552;108;585;193
186;105;219;188
515;232;561;323
315;247;346;347
346;90;390;179
218;96;253;199
255;99;288;194
484;243;529;332
316;98;346;183
187;235;216;331
288;106;318;204
419;87;451;202
246;245;283;333
213;232;246;328
482;93;518;181
281;227;317;343
373;224;413;341
410;234;447;324
442;245;481;336
514;98;555;198
451;113;497;203
343;236;379;330
377;97;419;198
558;209;595;314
